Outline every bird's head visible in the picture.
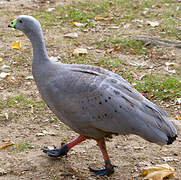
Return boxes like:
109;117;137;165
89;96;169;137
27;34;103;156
8;15;41;35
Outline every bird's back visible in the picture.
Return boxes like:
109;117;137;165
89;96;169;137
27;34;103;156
32;61;177;145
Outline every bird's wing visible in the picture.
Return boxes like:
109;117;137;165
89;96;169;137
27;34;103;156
65;64;176;144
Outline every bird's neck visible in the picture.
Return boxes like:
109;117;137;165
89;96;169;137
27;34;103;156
26;30;49;64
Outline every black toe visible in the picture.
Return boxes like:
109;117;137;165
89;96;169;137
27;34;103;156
89;166;115;176
42;144;68;157
167;135;177;145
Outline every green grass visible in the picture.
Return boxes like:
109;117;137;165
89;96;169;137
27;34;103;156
30;0;181;39
133;74;181;100
5;94;45;109
97;57;123;68
13;140;32;151
7;94;25;107
92;38;149;54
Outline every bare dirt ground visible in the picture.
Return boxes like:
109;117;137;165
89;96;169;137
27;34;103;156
0;0;181;179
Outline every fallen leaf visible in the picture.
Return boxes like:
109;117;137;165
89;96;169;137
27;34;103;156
176;97;181;104
165;62;175;66
149;50;153;57
162;156;178;162
25;75;34;80
49;56;59;62
42;130;56;136
147;21;159;27
36;133;45;137
95;16;107;21
165;62;176;73
4;113;8;120
123;24;131;28
132;19;144;23
73;48;88;56
1;65;10;69
64;32;78;38
0;168;6;175
46;8;55;12
0;141;14;149
109;26;119;29
36;130;56;136
114;44;119;51
95;16;112;21
141;164;175;180
11;40;22;49
129;62;146;67
72;21;85;27
0;72;10;79
175;114;181;120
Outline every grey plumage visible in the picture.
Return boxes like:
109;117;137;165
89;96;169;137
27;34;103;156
9;15;177;146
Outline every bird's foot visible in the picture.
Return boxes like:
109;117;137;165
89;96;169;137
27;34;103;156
41;144;68;157
89;165;116;176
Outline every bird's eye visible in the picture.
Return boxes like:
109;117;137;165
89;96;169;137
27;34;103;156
19;20;23;23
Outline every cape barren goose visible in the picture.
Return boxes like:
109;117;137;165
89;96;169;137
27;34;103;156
8;15;177;176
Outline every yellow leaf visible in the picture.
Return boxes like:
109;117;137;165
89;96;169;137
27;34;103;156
175;114;181;120
73;48;88;56
95;16;106;21
0;57;3;62
11;40;22;49
143;170;174;180
0;142;14;149
141;164;175;180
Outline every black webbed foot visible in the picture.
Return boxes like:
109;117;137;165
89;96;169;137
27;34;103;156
89;165;115;176
41;144;68;157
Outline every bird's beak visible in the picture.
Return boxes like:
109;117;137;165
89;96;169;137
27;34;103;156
8;19;16;28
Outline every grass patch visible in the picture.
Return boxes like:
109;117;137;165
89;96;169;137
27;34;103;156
7;94;25;107
93;38;149;54
13;140;32;151
96;57;123;68
6;94;45;109
118;39;148;54
133;74;181;100
33;11;59;27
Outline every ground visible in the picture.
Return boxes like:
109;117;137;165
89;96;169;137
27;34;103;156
0;0;181;179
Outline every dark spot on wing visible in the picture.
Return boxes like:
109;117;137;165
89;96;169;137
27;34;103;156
123;86;132;93
114;90;120;95
111;79;117;83
122;96;134;107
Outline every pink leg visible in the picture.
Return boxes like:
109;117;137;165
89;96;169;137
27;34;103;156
89;138;115;176
67;135;86;150
42;135;86;157
97;139;112;168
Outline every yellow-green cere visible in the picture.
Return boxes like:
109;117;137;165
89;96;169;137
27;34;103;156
9;19;16;28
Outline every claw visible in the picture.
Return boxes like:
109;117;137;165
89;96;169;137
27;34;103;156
41;144;68;157
88;165;115;176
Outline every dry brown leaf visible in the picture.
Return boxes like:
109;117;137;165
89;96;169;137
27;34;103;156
95;16;112;21
0;141;14;149
143;170;174;180
149;50;153;58
142;164;175;180
114;44;119;51
95;16;107;21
